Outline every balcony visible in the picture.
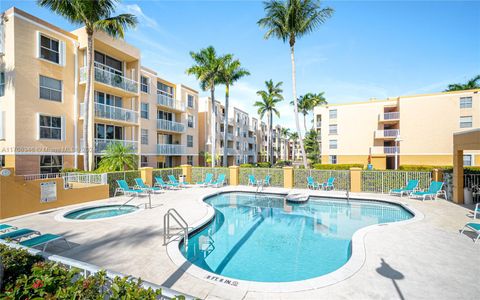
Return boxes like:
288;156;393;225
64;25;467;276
157;93;185;112
220;148;237;155
94;138;138;153
227;133;234;140
80;62;138;94
247;136;256;144
81;103;139;124
375;129;400;139
157;119;185;133
379;112;400;122
157;144;187;155
370;146;399;155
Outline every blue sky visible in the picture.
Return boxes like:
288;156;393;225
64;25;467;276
2;0;479;129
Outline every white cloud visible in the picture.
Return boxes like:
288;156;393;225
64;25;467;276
117;3;158;29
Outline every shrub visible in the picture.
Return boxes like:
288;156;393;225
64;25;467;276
239;163;253;168
274;160;292;168
313;163;363;170
60;168;84;173
0;244;43;291
256;162;271;168
398;165;452;172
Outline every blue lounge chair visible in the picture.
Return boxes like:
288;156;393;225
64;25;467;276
473;203;480;219
0;229;40;241
322;177;335;190
264;175;271;187
390;179;419;197
197;173;214;186
168;175;188;187
155;176;179;189
248;174;257;186
114;180;144;197
409;181;444;201
20;233;71;252
0;224;16;232
307;176;320;190
134;178;162;193
210;174;226;187
460;223;480;243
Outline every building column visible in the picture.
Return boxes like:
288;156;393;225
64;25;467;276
283;166;294;189
181;164;192;184
229;165;239;186
350;167;362;192
140;167;153;186
453;149;464;204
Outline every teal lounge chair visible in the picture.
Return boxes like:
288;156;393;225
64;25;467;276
168;175;188;187
20;233;71;252
307;176;320;190
460;223;480;243
114;180;144;197
134;178;162;193
322;177;335;190
197;173;214;186
390;179;419;197
155;176;178;189
0;229;40;241
210;174;226;187
474;203;480;219
409;181;444;201
248;174;257;186
0;224;16;232
264;175;271;187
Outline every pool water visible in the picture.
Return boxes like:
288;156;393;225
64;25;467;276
181;192;412;282
64;205;138;220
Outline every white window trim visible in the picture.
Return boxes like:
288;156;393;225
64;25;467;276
187;114;195;128
460;97;473;109
140;76;150;94
39;75;63;102
187;94;195;109
459;116;473;128
141;102;149;119
37;113;65;141
36;31;65;67
0;71;5;97
141;129;148;145
463;154;473;166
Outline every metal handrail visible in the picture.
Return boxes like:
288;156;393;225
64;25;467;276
164;209;189;249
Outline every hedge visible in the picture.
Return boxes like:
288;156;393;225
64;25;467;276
239;163;253;168
312;163;364;170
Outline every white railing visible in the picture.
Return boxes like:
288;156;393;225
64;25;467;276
157;144;187;155
382;112;400;120
157;93;185;112
63;172;108;185
80;103;139;123
247;136;256;144
375;129;400;138
370;146;399;155
23;173;63;181
95;138;138;153
361;171;432;194
80;62;138;93
220;148;237;155
157;119;185;133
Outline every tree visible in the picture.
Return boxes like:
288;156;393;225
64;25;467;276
291;92;327;132
186;46;226;168
303;129;321;164
445;75;480;91
280;128;290;160
218;56;250;166
289;132;299;161
96;143;137;172
255;80;284;164
258;0;333;168
38;0;137;171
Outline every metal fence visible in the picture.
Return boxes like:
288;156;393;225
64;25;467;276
152;168;183;181
361;171;432;193
238;168;284;187
23;172;107;189
294;169;350;190
192;167;230;184
106;170;141;196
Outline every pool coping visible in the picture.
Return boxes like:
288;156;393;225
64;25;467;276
166;188;424;293
54;201;145;223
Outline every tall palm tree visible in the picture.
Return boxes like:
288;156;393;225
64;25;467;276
258;0;333;168
445;75;480;91
280;128;290;160
292;92;327;132
38;0;137;171
289;132;299;161
218;56;250;166
96;143;137;172
255;80;283;164
186;46;226;167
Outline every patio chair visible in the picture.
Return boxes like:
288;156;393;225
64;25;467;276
19;233;71;252
264;175;271;187
210;174;226;187
0;228;40;241
168;175;188;187
390;179;419;197
114;180;144;197
134;178;162;193
460;223;480;243
473;203;480;219
409;181;444;201
197;173;214;186
307;176;320;190
322;177;336;191
0;224;16;232
154;176;179;189
248;174;257;186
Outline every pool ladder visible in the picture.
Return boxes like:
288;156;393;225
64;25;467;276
163;208;189;250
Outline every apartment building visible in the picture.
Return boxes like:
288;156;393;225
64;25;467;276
314;90;480;169
0;7;198;174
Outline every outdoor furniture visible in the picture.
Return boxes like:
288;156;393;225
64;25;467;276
322;177;335;190
0;229;40;241
0;224;16;232
264;175;271;187
154;177;178;189
460;223;480;243
19;233;71;252
134;178;162;193
307;176;320;190
473;203;480;219
197;173;214;186
248;174;257;186
114;180;144;197
390;179;419;197
409;181;444;201
210;174;226;187
168;175;188;187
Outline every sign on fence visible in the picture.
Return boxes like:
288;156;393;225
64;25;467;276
40;181;57;203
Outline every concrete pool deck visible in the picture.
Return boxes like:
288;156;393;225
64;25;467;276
2;186;479;299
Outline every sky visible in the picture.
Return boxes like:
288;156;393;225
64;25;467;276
2;0;480;130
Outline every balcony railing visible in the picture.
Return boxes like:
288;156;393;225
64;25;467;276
157;144;187;155
157;119;185;133
157;93;185;112
94;138;138;153
247;136;256;144
80;103;139;124
375;129;400;139
380;112;400;121
80;62;138;94
371;146;399;155
227;133;234;140
220;148;237;155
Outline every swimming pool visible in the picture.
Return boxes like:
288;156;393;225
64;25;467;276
181;192;413;282
64;205;138;220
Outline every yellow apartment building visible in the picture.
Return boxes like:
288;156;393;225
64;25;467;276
314;89;480;169
0;7;198;174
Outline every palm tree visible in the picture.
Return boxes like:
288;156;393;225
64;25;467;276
186;46;226;167
258;0;333;168
292;92;327;132
255;80;283;164
218;56;250;166
38;0;137;171
289;132;299;161
445;75;480;91
280;128;290;160
96;143;137;172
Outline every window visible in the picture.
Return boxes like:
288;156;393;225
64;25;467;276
463;155;472;166
140;76;149;94
141;129;148;145
187;115;194;128
157;82;174;97
187;155;193;165
460;97;472;109
236;141;240;150
141;103;149;119
39;75;62;102
95;91;122;107
40;34;59;64
329;124;337;135
187;135;193;147
187;94;194;108
0;155;4;167
95;124;123;140
94;51;122;73
329;109;337;119
329;155;337;164
40;155;62;174
329;139;338;149
39;115;62;140
460;116;472;128
141;156;148;167
0;72;4;97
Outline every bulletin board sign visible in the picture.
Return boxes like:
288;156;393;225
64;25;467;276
40;181;57;203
